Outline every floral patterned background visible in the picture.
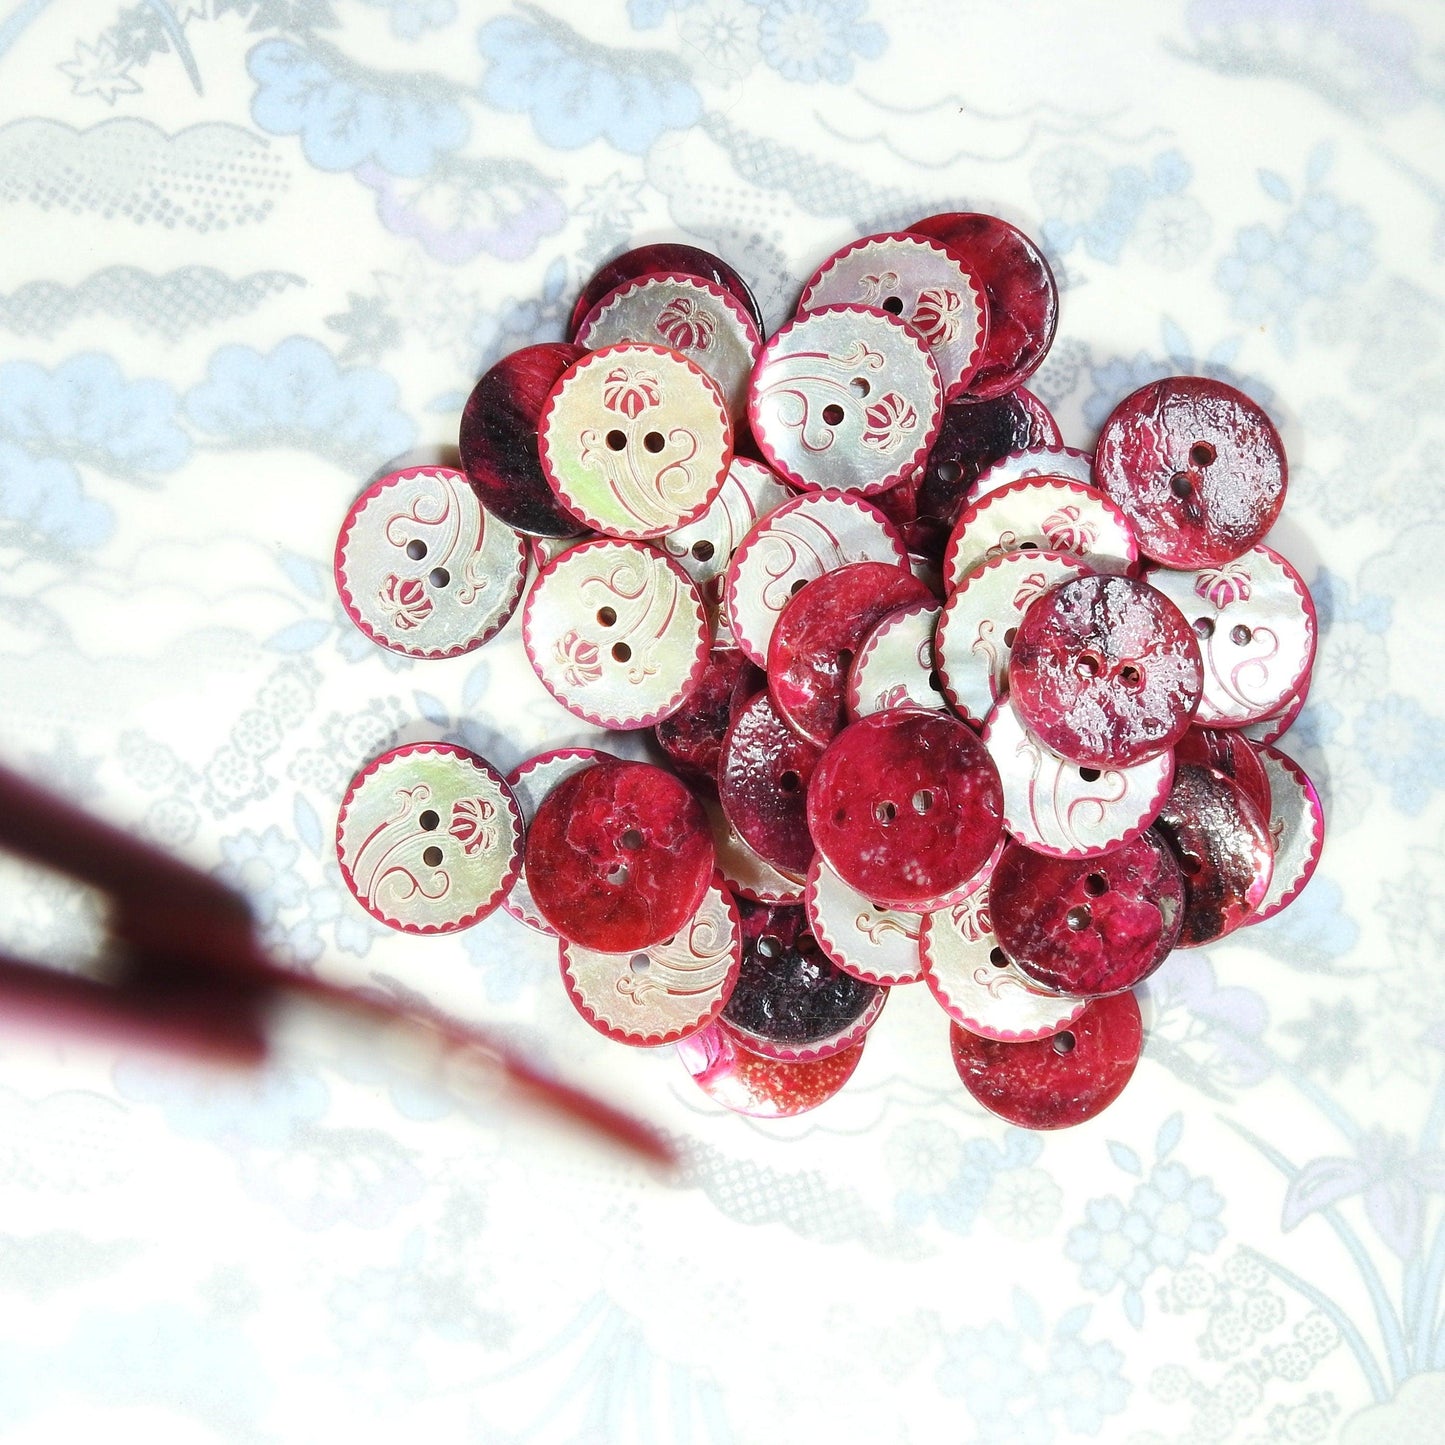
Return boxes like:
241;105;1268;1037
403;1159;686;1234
0;1;1442;1441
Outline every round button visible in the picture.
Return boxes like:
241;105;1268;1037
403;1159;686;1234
719;900;887;1062
1175;726;1272;823
767;561;934;747
804;855;925;987
722;487;908;669
538;342;731;540
522;538;708;730
846;600;949;719
749;304;942;494
559;878;741;1046
678;1022;864;1118
1247;745;1324;926
942;477;1139;594
502;747;614;935
718;690;823;877
908;212;1059;400
336;743;523;935
1243;671;1309;747
524;759;715;953
459;343;589;538
973;445;1095;500
934;547;1093;725
1146;545;1316;728
1008;572;1203;768
1094;376;1287;569
654;647;762;789
988;835;1185;996
334;466;528;659
570;243;762;339
920;887;1087;1041
798;232;987;399
574;272;763;423
701;795;806;906
1152;762;1274;946
982;696;1174;859
807;711;1004;911
949;991;1143;1130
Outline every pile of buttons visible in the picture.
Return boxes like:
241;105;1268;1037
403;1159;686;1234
332;222;1323;1130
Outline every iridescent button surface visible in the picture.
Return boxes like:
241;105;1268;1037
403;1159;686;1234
798;232;987;399
749;304;942;495
559;878;741;1046
336;743;523;935
846;600;948;719
335;466;528;659
950;992;1143;1129
804;856;925;987
701;796;806;906
1093;376;1287;569
1247;745;1324;925
538;342;731;540
570;243;762;338
1007;573;1203;768
522;538;708;729
1146;545;1317;729
973;445;1095;500
678;1022;864;1118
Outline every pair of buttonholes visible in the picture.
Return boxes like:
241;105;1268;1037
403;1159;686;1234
1194;617;1254;646
1076;653;1144;689
819;377;874;429
605;430;666;454
417;808;444;869
593;607;633;663
873;789;934;826
605;827;645;886
1169;441;1218;497
404;539;451;589
1063;872;1110;932
757;930;817;960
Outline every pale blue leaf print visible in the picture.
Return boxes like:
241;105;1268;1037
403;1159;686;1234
1258;169;1293;204
1281;1155;1368;1230
413;691;450;727
266;619;330;653
1156;1113;1183;1161
463;662;492;712
1123;1288;1145;1328
279;549;326;599
1305;140;1335;186
1056;1303;1092;1337
1108;1141;1143;1176
426;390;468;413
293;792;322;857
1013;1287;1045;1340
1160;315;1191;362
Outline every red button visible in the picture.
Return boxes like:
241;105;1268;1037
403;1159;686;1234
767;561;933;747
1093;376;1287;569
908;212;1059;400
1174;726;1272;823
569;243;763;340
987;836;1184;996
1008;573;1202;768
701;795;806;906
459;344;589;538
806;710;1004;911
678;1022;864;1117
949;991;1143;1129
524;759;715;952
654;647;762;789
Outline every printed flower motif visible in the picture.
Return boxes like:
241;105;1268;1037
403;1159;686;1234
950;893;991;942
1042;1333;1131;1434
1043;504;1098;553
678;1;761;82
755;0;887;86
860;391;917;452
655;295;716;352
216;827;307;927
448;797;498;856
1131;1160;1226;1269
983;1167;1063;1240
1354;694;1445;816
1194;561;1252;609
912;286;966;347
555;630;603;687
602;364;662;418
1066;1195;1153;1293
377;574;433;630
1012;569;1055;612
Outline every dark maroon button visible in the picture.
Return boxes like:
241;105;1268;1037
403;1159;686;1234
1151;762;1274;946
949;991;1143;1129
459;343;589;538
807;711;1004;910
654;647;763;789
1008;573;1202;768
719;691;823;876
908;213;1059;400
1093;376;1287;569
569;244;762;340
988;836;1185;996
525;759;715;952
1175;726;1271;823
767;561;934;747
719;900;886;1061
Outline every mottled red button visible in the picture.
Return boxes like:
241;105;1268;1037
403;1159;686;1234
949;991;1143;1129
702;795;806;906
1093;376;1287;569
524;759;715;952
678;1022;864;1117
459;343;589;538
767;561;933;747
569;243;762;339
807;711;1004;911
654;647;762;789
1008;573;1202;768
1175;726;1272;823
718;690;822;877
908;212;1059;400
988;835;1185;995
1151;762;1273;946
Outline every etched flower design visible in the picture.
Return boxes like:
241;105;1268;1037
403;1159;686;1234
951;894;991;942
861;391;918;452
1195;562;1252;609
555;629;603;687
655;295;716;352
602;364;661;418
913;286;966;347
1012;569;1055;612
378;574;433;630
448;797;498;856
1042;505;1098;553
